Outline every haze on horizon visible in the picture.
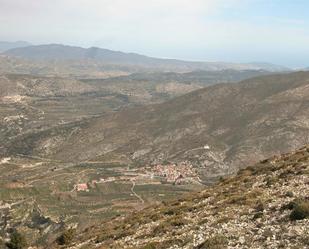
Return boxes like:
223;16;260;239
0;0;308;68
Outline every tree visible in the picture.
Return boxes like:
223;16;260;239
6;231;27;249
57;228;76;245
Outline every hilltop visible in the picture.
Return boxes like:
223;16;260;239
56;145;309;249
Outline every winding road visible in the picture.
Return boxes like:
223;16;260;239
130;180;144;204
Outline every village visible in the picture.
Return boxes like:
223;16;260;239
73;161;201;192
150;161;199;184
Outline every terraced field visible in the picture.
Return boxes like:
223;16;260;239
0;156;202;246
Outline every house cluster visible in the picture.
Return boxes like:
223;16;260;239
73;162;199;192
152;162;197;184
74;183;89;192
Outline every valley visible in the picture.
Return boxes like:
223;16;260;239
2;0;309;248
0;44;308;248
4;72;308;179
0;154;204;246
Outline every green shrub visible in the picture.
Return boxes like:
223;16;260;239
152;215;188;235
170;217;188;227
140;242;158;249
57;228;76;245
252;211;263;220
290;199;309;220
6;231;27;249
194;234;228;249
282;200;296;210
255;201;265;212
301;235;309;246
140;239;185;249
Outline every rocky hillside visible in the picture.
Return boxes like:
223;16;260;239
82;70;273;104
0;73;132;153
62;145;309;249
7;71;308;182
0;70;274;158
0;54;132;78
0;74;95;97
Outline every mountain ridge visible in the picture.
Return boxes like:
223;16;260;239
0;41;32;52
4;44;290;72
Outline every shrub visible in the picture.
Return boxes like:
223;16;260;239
255;201;265;212
281;201;296;210
195;234;228;249
152;216;187;235
141;242;158;249
290;199;309;220
6;231;27;249
252;211;263;220
57;228;76;245
301;235;309;246
163;209;176;216
140;239;185;249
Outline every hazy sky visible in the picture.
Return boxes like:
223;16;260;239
0;0;308;67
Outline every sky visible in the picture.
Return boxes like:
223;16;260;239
0;0;308;68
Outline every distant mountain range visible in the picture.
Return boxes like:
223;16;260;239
3;43;290;72
0;41;32;52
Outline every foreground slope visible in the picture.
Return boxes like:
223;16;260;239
9;71;309;182
66;145;309;249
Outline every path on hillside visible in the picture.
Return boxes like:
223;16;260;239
16;154;62;163
130;180;144;204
